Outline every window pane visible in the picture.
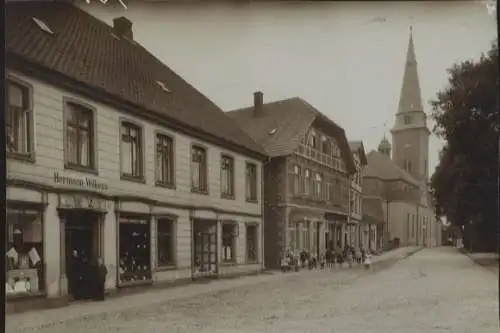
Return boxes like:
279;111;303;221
246;225;257;262
192;161;200;189
222;224;235;261
155;143;163;183
131;140;138;176
67;125;78;164
122;140;132;175
8;83;24;108
157;220;173;266
80;128;90;166
192;147;206;191
119;221;151;282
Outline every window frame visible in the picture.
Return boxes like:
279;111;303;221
222;222;237;263
245;162;258;203
293;165;302;194
6;76;35;163
220;154;235;199
156;217;176;269
154;131;176;188
314;172;322;200
245;223;259;263
63;98;97;173
191;144;209;194
120;119;145;182
304;169;311;195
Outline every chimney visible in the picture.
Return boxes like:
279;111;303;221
113;16;133;40
253;91;264;116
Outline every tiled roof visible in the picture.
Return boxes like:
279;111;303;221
6;1;266;158
365;150;419;186
348;140;367;165
226;97;356;172
362;197;385;225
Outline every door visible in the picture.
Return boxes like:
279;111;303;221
193;220;217;278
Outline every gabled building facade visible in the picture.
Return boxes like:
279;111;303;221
364;27;441;249
228;93;356;269
347;141;368;248
5;2;267;312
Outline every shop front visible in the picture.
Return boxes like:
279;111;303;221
118;214;152;285
288;209;323;255
324;212;348;250
6;199;46;301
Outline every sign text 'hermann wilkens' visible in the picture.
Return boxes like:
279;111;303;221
54;172;108;190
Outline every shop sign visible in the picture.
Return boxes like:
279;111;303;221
54;172;108;191
59;193;109;210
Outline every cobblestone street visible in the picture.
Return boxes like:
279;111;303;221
7;247;498;333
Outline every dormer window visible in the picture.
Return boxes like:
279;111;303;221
32;17;54;35
156;81;171;93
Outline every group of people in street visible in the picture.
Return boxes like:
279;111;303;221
281;245;373;272
67;249;108;301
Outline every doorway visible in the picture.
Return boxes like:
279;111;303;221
63;210;101;300
192;219;217;279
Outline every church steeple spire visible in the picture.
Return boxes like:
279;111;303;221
397;25;423;114
390;26;430;183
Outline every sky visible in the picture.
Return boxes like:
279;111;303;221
83;1;497;171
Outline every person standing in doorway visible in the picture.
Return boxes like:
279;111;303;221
94;257;107;301
68;249;83;300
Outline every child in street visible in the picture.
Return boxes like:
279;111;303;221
364;252;372;270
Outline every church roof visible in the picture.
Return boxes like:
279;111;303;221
397;26;424;114
365;150;419;186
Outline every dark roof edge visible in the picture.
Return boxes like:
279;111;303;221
8;54;268;162
363;174;419;187
354;141;368;165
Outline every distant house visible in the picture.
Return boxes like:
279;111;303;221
363;28;441;249
348;141;370;249
228;92;356;269
6;1;267;312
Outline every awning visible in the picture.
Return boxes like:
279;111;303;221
362;214;385;226
324;212;348;223
289;208;324;223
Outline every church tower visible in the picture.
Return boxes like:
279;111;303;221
390;26;430;183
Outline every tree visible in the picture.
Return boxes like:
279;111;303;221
430;40;498;251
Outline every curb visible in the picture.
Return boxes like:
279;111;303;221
461;250;499;274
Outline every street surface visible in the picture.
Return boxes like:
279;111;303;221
7;247;498;333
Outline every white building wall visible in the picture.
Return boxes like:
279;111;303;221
6;70;264;300
388;201;438;248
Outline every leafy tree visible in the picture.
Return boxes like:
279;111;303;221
430;40;498;251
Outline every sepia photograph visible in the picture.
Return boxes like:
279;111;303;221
4;0;498;332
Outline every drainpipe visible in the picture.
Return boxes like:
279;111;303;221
385;200;390;250
416;204;420;247
347;175;352;246
260;156;271;271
